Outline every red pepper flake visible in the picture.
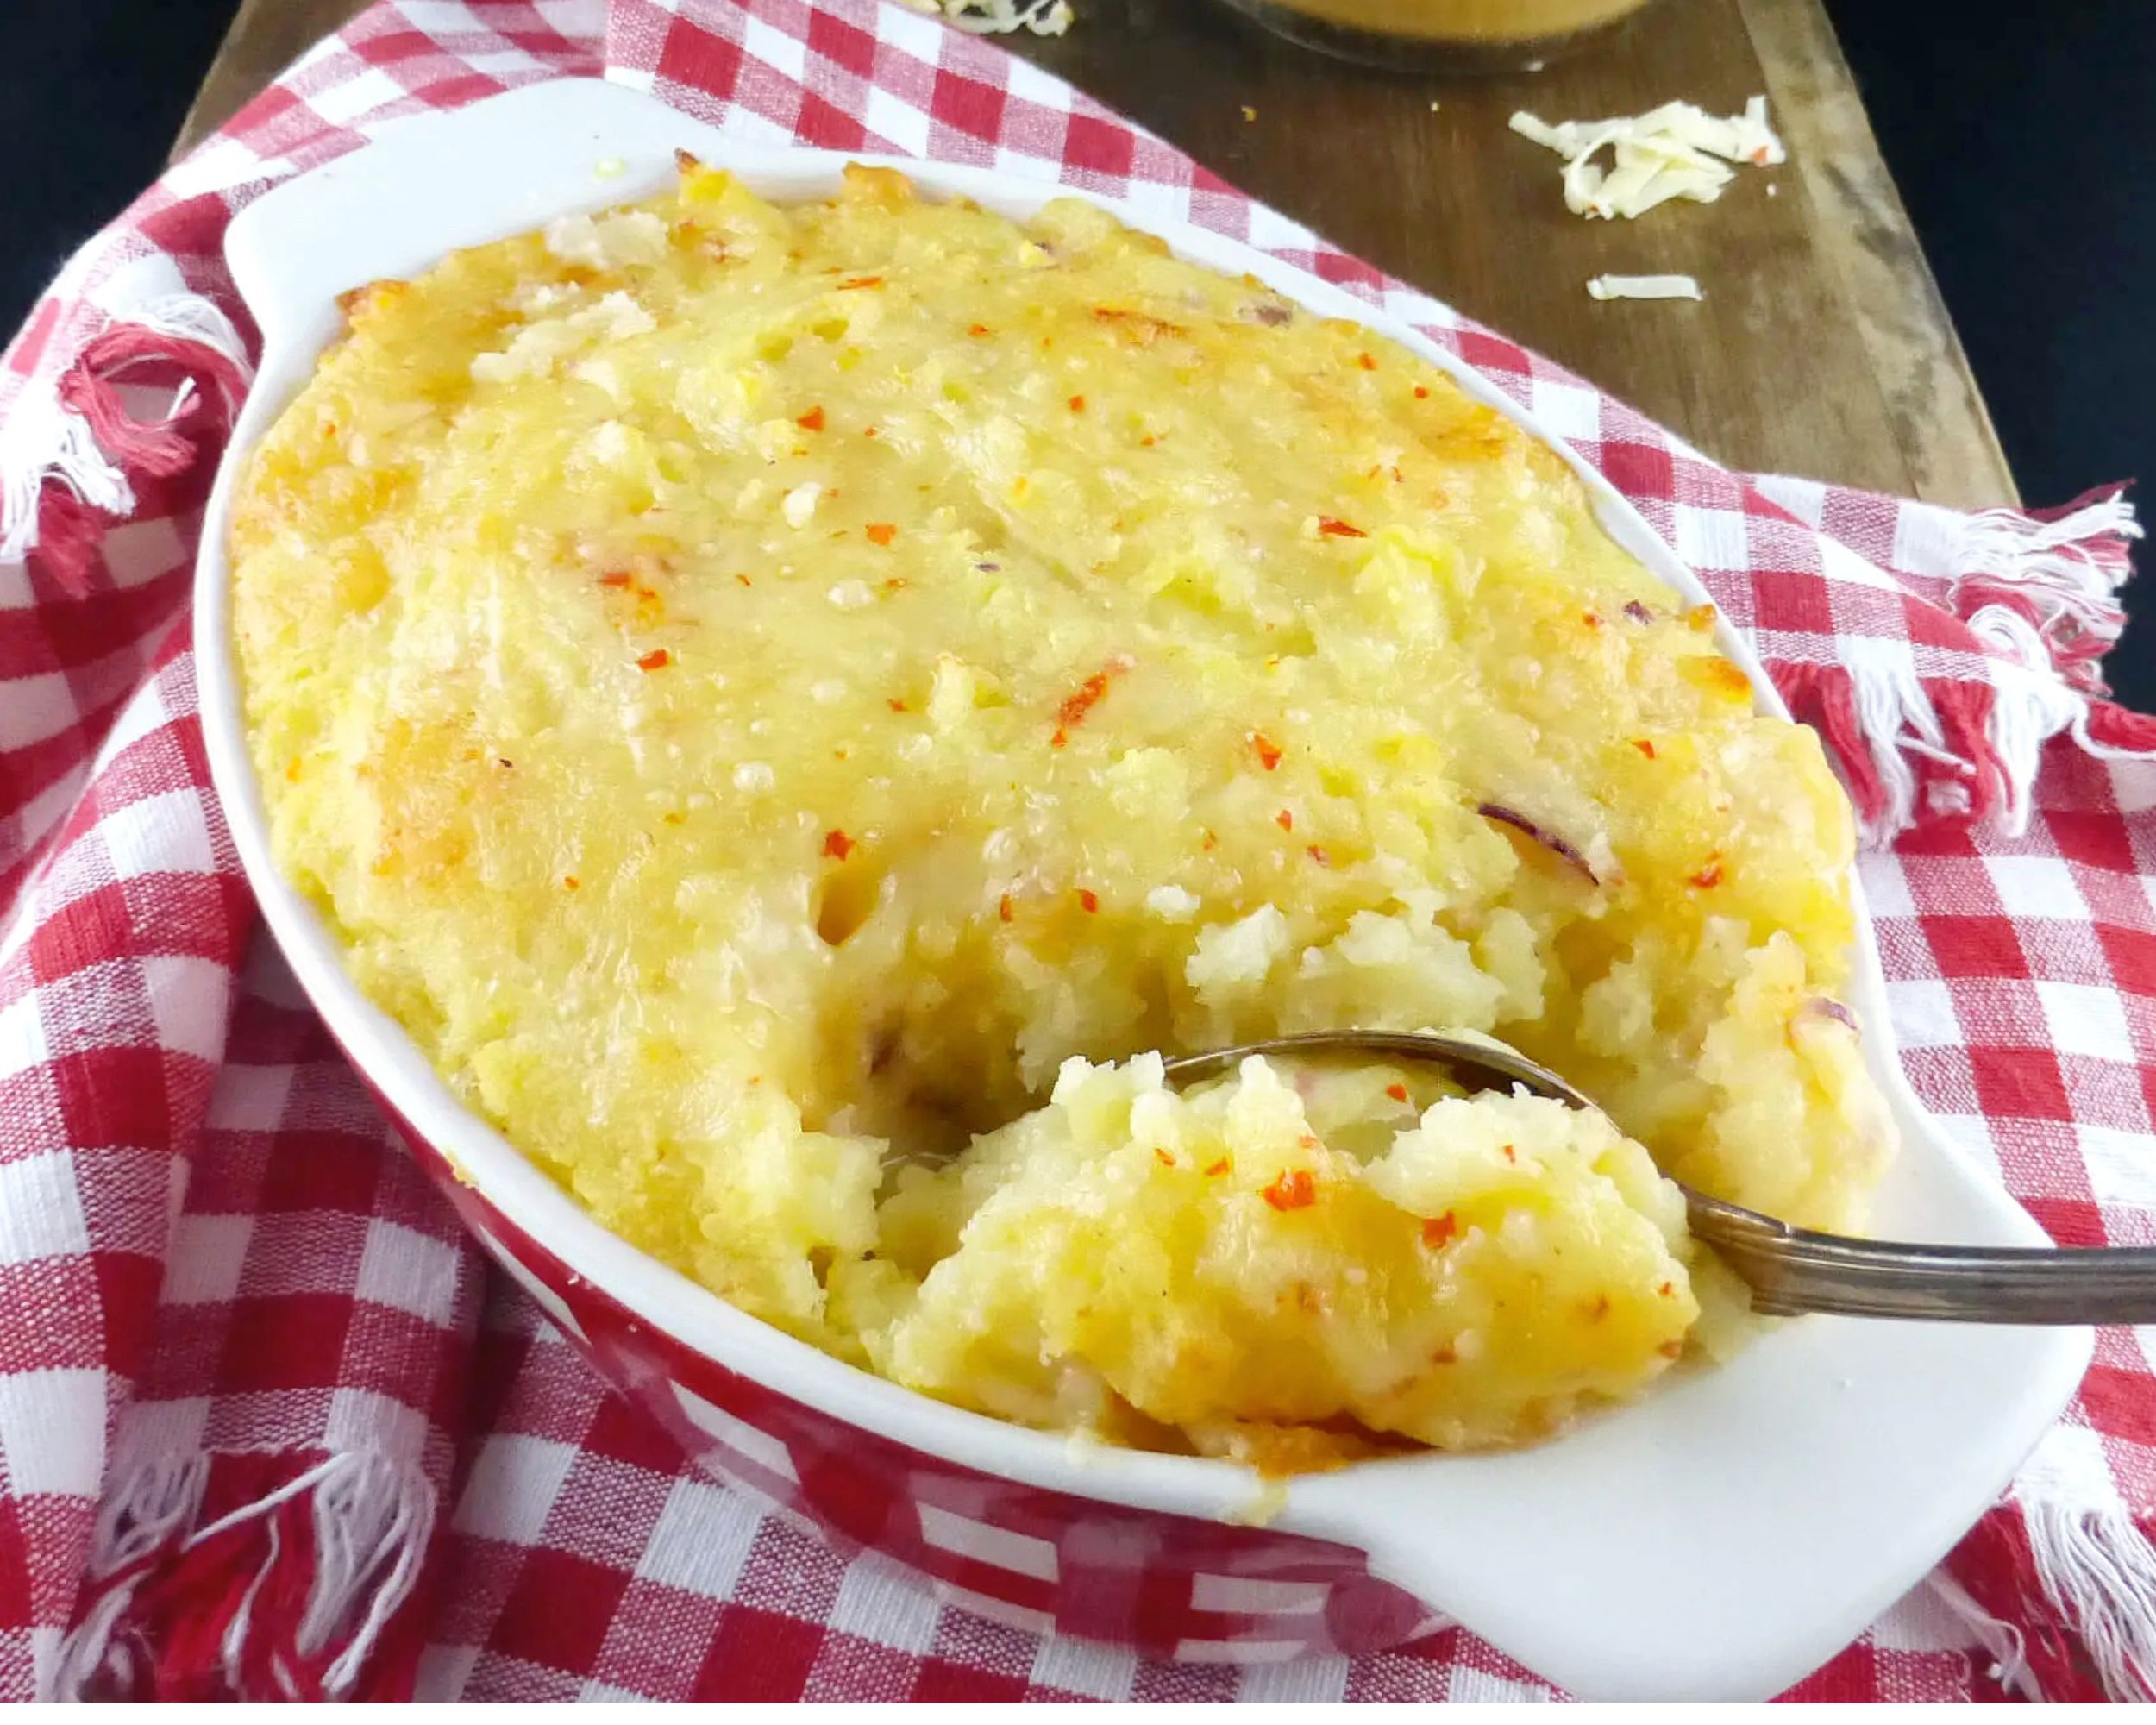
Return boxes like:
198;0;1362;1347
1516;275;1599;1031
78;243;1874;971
1658;1340;1685;1359
1204;1157;1230;1176
1584;1294;1611;1322
1068;394;1087;413
862;426;879;438
1385;1082;1409;1103
1413;385;1430;399
1078;888;1100;913
823;829;855;861
1249;731;1282;771
1263;1169;1316;1212
637;649;672;671
1421;1212;1458;1248
797;406;825;431
999;894;1015;923
839;275;883;290
1691;856;1725;889
563;875;580;890
736;574;753;587
1317;517;1367;539
1154;1147;1176;1168
866;523;897;546
1682;656;1754;699
1357;351;1377;371
1050;660;1126;747
1431;1345;1457;1364
1138;434;1156;448
1501;1144;1517;1164
882;577;907;593
599;571;634;588
1633;738;1657;759
1306;845;1330;866
968;323;991;336
1658;1281;1675;1297
1582;611;1604;629
888;698;909;712
1275;810;1294;831
1201;831;1219;852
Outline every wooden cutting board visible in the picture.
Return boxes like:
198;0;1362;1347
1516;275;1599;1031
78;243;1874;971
177;0;2015;507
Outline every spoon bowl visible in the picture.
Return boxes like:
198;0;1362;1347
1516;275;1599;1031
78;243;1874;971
1164;1029;2156;1324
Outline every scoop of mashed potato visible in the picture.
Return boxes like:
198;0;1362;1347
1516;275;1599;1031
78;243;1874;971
232;160;1892;1462
847;1054;1699;1458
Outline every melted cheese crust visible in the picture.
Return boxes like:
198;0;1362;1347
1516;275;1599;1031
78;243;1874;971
234;163;1889;1458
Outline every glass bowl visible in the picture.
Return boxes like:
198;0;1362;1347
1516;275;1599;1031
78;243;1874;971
1210;0;1659;72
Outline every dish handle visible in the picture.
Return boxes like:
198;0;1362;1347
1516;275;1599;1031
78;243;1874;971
222;79;704;355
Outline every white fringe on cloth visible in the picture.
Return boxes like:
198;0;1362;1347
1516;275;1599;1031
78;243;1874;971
0;380;135;561
1925;1570;2041;1701
1834;634;1955;840
88;1452;213;1576
304;1450;436;1695
1949;491;2144;840
47;1453;214;1699
50;1448;436;1703
1752;479;2142;846
1953;490;2143;644
0;285;249;563
2025;1499;2156;1702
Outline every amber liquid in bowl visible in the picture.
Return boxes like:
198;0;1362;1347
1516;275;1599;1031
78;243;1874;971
1214;0;1657;71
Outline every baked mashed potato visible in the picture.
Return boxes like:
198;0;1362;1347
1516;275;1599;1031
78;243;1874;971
232;160;1893;1463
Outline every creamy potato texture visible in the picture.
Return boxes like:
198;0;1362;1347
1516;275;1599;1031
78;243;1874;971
867;1055;1701;1460
233;161;1891;1461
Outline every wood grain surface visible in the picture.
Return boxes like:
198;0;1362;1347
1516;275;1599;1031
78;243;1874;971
173;0;2017;506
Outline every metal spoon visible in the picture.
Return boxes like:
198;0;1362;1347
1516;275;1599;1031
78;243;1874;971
1163;1030;2156;1323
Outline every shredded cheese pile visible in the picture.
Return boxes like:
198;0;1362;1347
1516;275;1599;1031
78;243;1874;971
1587;273;1702;302
901;0;1072;34
1510;97;1784;221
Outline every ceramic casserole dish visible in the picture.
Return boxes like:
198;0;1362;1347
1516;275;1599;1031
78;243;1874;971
194;78;2090;1701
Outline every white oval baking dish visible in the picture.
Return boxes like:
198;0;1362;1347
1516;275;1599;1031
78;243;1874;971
193;76;2089;1701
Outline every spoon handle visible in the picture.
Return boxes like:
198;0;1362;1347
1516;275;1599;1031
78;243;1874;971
1687;1192;2156;1323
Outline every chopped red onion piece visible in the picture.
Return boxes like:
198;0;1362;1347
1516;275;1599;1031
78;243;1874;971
1801;996;1858;1031
1476;802;1600;884
1623;600;1654;624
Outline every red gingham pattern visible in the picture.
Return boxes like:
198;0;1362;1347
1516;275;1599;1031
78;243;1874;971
0;0;2149;1702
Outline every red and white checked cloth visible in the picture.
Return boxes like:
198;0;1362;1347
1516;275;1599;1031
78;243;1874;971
1;0;2153;1703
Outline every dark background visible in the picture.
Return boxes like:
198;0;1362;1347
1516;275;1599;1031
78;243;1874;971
3;0;2150;704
